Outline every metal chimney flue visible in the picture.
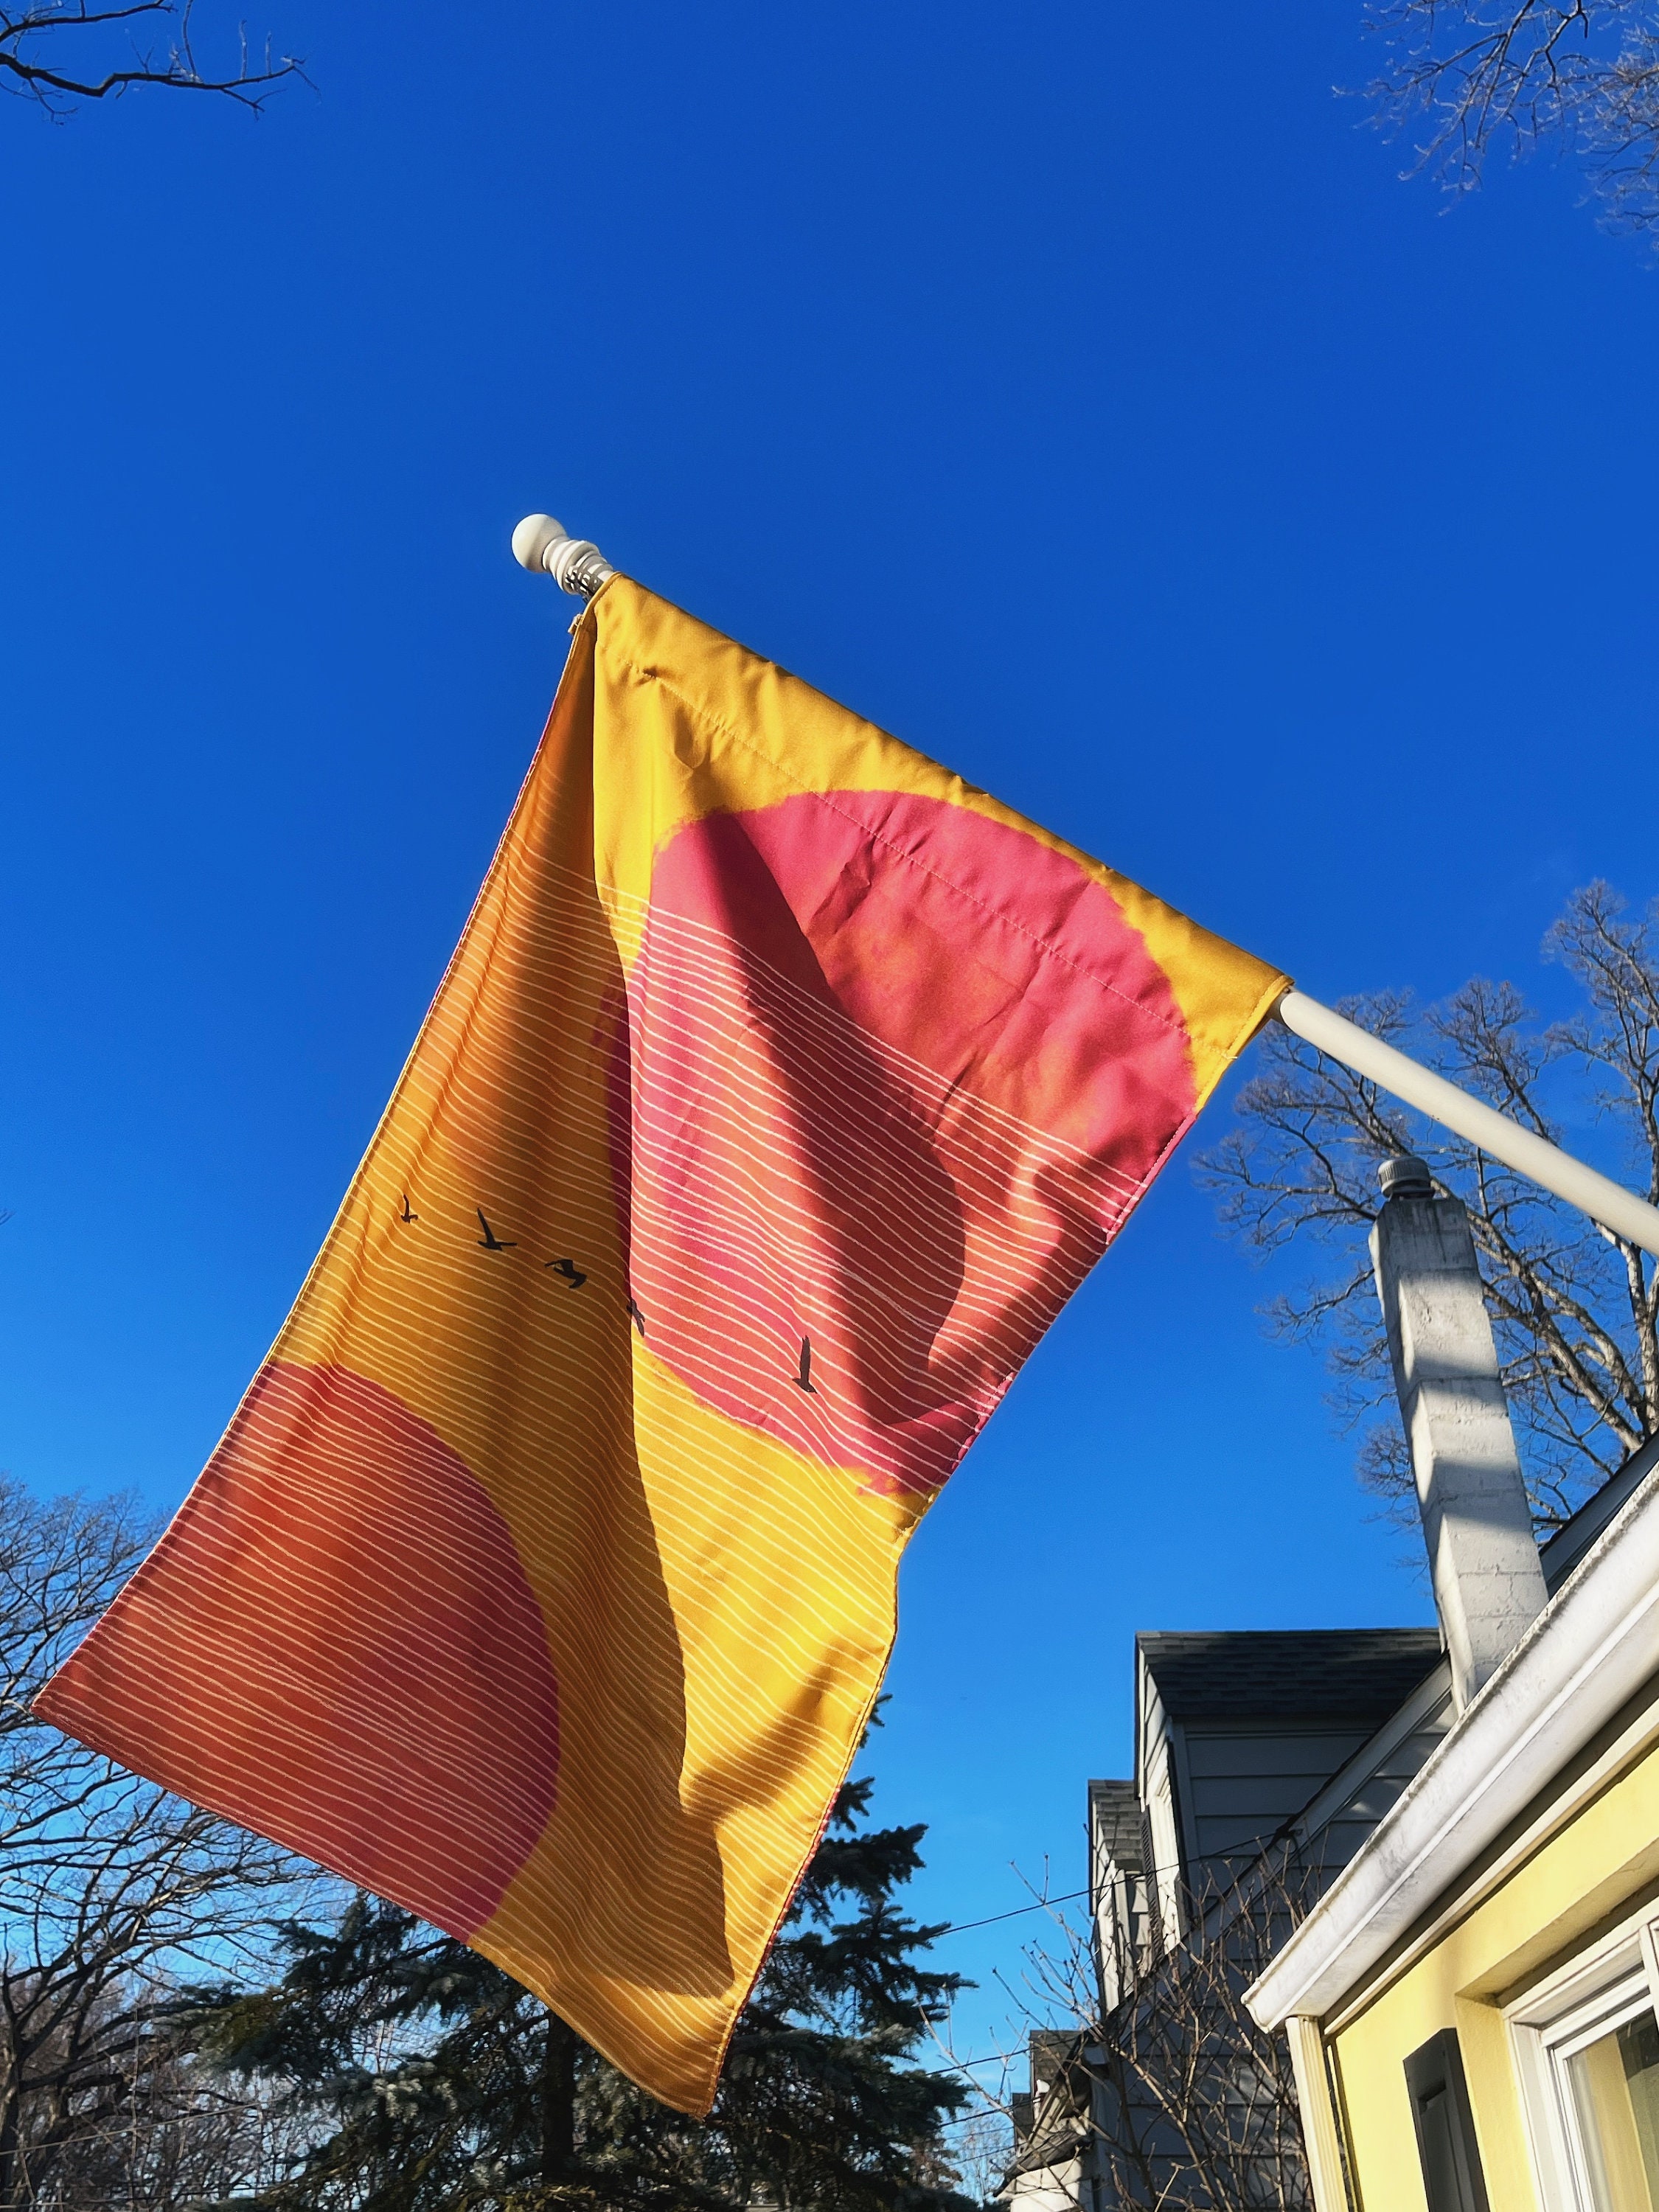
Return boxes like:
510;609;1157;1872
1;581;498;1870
1370;1156;1547;1711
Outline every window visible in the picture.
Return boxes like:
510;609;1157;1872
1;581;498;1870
1560;1999;1659;2211
1509;1916;1659;2212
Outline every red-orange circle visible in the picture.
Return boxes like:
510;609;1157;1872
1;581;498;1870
618;792;1195;1495
43;1362;560;1937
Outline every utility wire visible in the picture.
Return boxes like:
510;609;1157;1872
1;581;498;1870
936;1885;1091;1934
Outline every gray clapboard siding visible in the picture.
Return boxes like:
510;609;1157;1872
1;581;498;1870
1135;1631;1447;1901
1182;1731;1380;1780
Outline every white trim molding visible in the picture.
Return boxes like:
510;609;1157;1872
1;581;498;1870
1246;1445;1659;2032
1284;2016;1352;2212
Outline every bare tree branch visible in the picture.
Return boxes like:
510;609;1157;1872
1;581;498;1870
941;1860;1317;2209
1197;883;1659;1532
1362;0;1659;238
0;1477;324;2207
0;1;304;116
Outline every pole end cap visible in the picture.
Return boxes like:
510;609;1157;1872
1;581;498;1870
512;514;568;573
1379;1154;1433;1200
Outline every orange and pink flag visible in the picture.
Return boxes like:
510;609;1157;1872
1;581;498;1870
38;575;1287;2112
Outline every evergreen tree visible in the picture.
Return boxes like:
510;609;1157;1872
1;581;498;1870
190;1758;973;2212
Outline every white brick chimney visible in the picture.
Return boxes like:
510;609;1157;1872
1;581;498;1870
1370;1155;1547;1711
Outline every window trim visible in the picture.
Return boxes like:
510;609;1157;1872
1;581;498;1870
1506;1904;1659;2212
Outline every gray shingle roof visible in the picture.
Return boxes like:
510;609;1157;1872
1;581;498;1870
1088;1778;1144;1871
1540;1433;1659;1593
1138;1628;1443;1728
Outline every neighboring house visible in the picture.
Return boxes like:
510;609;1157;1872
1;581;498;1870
1130;1625;1448;1946
1074;1625;1455;2209
1088;1781;1148;2016
1003;2032;1090;2212
1241;1162;1659;2212
1005;1158;1659;2212
1248;1422;1659;2212
994;1620;1461;2212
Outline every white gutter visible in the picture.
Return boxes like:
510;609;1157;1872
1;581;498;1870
1247;1439;1659;2031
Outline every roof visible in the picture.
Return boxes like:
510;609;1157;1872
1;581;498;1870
1540;1432;1659;1593
1003;2032;1090;2180
1088;1778;1144;1871
1028;2028;1076;2092
1138;1629;1444;1728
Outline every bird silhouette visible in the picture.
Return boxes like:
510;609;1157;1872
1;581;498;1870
626;1295;647;1338
476;1208;517;1251
545;1258;587;1289
796;1336;815;1393
397;1194;419;1224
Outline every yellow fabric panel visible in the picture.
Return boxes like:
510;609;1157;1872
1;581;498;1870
478;1353;908;2106
268;633;902;2110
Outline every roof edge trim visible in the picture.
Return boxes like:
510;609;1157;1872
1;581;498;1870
1245;1453;1659;2031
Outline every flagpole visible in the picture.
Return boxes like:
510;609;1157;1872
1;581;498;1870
505;516;1659;1259
1276;990;1659;1258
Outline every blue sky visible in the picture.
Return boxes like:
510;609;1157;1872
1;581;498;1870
4;2;1658;2078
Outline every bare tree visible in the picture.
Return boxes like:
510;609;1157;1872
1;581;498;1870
946;2108;1015;2210
0;1475;317;2208
1078;1861;1311;2212
1;2;302;115
953;1861;1313;2211
1363;0;1659;237
1198;882;1659;1531
8;1980;293;2209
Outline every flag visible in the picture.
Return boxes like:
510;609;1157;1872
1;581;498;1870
37;576;1287;2112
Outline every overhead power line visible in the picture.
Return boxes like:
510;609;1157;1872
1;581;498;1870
936;1885;1091;1934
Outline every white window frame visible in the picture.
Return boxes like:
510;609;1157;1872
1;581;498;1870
1506;1902;1659;2212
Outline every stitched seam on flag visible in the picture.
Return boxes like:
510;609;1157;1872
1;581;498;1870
602;652;1194;1050
1189;968;1291;1119
591;870;1124;1161
536;850;1157;1202
637;927;1144;1202
535;754;1162;1197
578;852;1119;1177
532;880;1150;1258
611;985;1130;1423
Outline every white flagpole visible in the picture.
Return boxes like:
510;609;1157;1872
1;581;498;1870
1276;991;1659;1259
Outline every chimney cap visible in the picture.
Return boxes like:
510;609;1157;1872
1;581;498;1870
1379;1153;1433;1200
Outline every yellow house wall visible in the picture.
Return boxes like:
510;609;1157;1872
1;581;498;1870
1329;1728;1659;2212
